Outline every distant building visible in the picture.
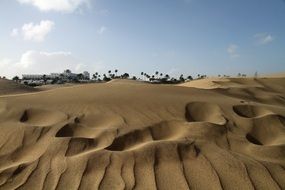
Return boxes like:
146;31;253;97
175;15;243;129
22;70;80;80
22;74;44;80
62;70;77;79
83;71;90;79
50;73;61;79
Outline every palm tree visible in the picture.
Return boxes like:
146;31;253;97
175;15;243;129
187;75;193;80
103;74;111;81
180;74;185;82
12;76;20;83
43;74;47;84
77;73;84;80
144;74;150;81
122;73;129;79
144;73;148;80
93;72;99;80
155;71;159;78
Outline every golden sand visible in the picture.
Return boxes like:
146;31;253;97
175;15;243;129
0;77;284;189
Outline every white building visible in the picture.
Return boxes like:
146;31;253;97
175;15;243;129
22;74;43;80
62;69;77;79
50;73;61;79
83;71;90;79
22;70;91;82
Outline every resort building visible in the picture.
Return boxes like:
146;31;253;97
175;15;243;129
83;71;90;79
22;70;90;80
22;74;44;80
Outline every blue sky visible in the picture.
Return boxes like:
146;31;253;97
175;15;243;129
0;0;285;78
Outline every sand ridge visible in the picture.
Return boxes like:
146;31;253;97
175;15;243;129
0;78;284;189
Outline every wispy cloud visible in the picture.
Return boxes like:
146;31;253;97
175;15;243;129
254;33;274;45
17;0;89;13
11;20;54;42
97;26;107;35
227;44;240;58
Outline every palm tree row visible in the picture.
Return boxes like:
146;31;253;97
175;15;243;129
12;68;250;86
139;71;194;83
92;70;133;82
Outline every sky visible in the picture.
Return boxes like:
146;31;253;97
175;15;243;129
0;0;285;79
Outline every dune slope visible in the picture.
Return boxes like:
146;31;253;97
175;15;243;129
0;79;39;96
0;78;284;189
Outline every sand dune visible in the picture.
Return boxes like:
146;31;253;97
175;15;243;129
0;79;39;96
262;72;285;78
0;78;284;189
178;78;229;89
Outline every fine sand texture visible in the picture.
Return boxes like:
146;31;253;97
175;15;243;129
0;77;284;189
0;79;39;96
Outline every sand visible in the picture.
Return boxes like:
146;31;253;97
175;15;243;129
0;79;39;96
0;77;284;189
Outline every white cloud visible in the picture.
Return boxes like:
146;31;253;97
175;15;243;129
22;20;54;42
227;44;240;58
16;51;82;72
254;33;274;45
0;59;16;78
97;26;107;35
17;0;89;13
11;20;54;42
0;50;92;79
